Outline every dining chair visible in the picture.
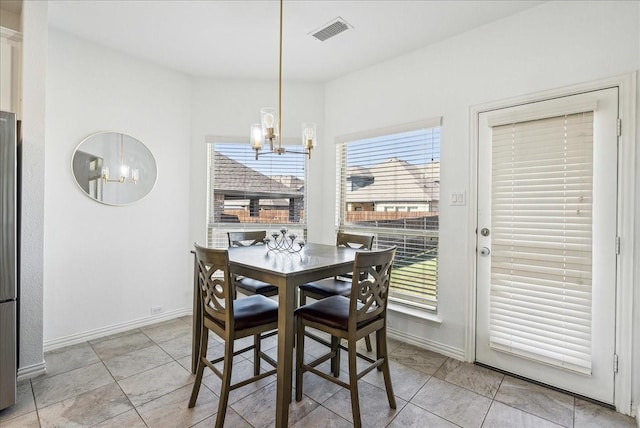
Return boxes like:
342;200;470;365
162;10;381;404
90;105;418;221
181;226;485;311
298;232;375;351
227;231;278;297
295;246;397;428
189;243;278;428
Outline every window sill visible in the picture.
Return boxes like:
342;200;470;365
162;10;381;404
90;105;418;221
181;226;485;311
388;301;442;325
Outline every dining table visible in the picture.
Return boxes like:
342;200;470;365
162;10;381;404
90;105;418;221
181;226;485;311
191;242;359;427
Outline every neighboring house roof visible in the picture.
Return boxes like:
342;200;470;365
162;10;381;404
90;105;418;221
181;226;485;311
347;166;373;178
346;158;439;203
271;175;305;191
213;152;303;199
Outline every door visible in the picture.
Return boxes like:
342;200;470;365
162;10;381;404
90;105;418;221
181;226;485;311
476;88;618;403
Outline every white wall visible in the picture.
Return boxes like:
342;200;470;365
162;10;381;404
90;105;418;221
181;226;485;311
188;78;324;247
19;0;47;377
322;0;639;400
43;30;192;344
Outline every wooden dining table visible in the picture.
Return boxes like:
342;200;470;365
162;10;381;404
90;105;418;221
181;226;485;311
191;242;359;427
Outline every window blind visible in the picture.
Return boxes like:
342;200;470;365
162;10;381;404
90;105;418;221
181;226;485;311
207;142;307;247
489;111;594;374
337;127;440;311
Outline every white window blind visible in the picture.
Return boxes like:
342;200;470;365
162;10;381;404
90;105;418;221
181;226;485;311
337;126;440;311
207;142;306;247
489;111;594;374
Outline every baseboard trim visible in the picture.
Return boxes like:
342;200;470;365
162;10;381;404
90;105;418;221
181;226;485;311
17;361;46;381
387;326;465;361
43;308;192;352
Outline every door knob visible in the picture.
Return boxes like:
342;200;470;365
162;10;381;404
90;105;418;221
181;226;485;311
479;247;491;256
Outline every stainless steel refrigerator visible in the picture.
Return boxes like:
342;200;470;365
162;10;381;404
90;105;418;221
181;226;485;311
0;110;17;410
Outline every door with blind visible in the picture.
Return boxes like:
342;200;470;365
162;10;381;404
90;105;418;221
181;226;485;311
476;88;618;403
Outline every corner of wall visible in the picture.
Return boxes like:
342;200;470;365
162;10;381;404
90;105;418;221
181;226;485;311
18;0;47;371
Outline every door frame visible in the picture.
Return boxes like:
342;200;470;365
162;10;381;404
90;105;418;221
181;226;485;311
466;72;637;415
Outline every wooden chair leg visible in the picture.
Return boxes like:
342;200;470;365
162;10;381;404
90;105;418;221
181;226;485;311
378;328;396;409
375;331;382;372
253;333;261;376
348;337;362;428
188;325;209;407
215;338;234;428
299;290;307;307
295;317;305;402
364;334;373;352
330;336;341;377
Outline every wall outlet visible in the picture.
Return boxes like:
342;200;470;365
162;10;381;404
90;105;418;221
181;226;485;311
151;305;163;315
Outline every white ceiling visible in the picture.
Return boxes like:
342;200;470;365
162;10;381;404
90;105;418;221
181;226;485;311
48;0;544;82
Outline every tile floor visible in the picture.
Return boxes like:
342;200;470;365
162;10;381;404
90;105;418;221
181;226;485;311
0;315;636;428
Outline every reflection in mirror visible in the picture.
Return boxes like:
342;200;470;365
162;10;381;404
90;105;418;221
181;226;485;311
72;132;157;205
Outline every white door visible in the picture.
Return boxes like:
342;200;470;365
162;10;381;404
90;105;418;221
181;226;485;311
476;88;618;403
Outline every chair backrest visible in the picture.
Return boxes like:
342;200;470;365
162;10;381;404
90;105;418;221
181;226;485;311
336;232;374;281
336;232;374;250
349;246;396;328
227;231;267;248
193;243;234;328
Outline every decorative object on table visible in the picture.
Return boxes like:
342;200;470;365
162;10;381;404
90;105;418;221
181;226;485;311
71;131;157;206
250;0;316;160
264;228;305;253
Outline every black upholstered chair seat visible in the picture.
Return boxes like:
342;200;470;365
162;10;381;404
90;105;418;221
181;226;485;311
295;295;375;331
298;278;351;299
209;294;278;331
235;277;278;296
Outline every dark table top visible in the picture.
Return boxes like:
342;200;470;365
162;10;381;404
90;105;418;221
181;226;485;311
227;242;358;280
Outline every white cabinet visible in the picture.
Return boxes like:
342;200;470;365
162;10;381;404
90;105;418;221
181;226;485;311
0;27;22;115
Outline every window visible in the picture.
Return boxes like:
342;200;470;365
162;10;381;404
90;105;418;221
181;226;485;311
207;141;307;247
336;119;441;311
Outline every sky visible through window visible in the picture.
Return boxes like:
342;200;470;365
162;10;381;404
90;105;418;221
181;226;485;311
346;129;441;168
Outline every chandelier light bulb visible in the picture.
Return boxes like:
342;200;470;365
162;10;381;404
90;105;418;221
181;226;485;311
264;113;275;128
302;122;316;152
251;124;263;149
304;127;314;139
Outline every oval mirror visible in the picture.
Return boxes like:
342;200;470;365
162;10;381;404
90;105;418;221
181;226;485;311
72;132;157;205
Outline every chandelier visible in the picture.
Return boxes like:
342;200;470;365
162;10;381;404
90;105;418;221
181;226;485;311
101;134;139;184
250;0;316;160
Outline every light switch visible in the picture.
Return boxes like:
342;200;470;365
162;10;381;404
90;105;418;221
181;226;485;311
450;191;466;206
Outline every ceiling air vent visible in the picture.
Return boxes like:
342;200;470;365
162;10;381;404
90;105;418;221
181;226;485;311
310;17;352;42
